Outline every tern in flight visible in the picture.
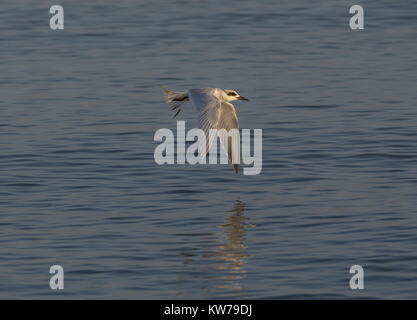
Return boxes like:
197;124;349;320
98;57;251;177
163;88;249;173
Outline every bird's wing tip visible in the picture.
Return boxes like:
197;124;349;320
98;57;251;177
233;164;239;174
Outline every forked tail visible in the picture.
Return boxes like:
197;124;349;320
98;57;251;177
162;88;188;118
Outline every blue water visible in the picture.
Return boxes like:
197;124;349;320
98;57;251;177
1;0;417;299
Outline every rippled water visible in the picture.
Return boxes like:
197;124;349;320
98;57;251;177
1;0;417;299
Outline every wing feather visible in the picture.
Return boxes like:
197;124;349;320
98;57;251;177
217;103;240;173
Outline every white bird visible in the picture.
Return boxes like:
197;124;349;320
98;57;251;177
163;88;249;173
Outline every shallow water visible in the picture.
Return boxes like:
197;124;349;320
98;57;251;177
1;0;417;299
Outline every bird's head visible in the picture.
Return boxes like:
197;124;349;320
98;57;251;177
224;89;249;102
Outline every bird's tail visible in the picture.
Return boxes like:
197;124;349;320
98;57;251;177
162;88;189;118
162;87;188;106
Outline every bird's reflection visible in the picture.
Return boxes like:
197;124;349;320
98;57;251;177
209;199;255;295
174;199;255;299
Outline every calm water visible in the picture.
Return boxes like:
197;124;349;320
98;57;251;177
1;0;417;299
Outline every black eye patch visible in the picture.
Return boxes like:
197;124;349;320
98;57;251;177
227;92;237;96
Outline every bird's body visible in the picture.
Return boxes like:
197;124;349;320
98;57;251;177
163;88;249;173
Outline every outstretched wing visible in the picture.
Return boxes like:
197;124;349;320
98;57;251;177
188;89;240;173
217;104;240;173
